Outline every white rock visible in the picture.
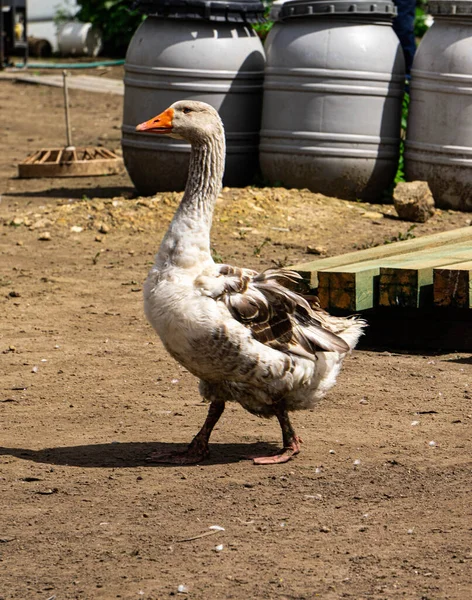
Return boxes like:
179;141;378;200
353;459;361;466
214;544;224;552
429;440;437;447
411;420;420;426
70;225;83;233
209;525;225;531
177;584;188;594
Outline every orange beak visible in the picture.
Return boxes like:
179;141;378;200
135;107;174;134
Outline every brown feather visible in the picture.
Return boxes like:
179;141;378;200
216;265;349;355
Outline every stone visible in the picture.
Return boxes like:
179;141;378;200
393;181;435;223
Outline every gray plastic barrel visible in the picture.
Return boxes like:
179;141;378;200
122;0;265;194
405;0;472;210
259;0;405;201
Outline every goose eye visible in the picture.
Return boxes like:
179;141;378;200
182;107;192;114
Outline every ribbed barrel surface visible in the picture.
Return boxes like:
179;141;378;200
405;15;472;210
260;18;405;200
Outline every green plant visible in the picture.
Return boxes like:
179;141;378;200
394;91;410;186
253;20;274;42
211;247;224;263
384;224;417;244
414;0;429;38
253;237;271;256
75;0;145;56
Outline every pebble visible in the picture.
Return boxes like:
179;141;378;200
31;366;38;373
70;225;83;233
98;223;110;234
306;245;326;255
329;449;335;455
177;584;188;594
429;440;437;447
38;232;51;241
319;526;331;533
214;544;224;552
353;459;361;466
411;420;420;426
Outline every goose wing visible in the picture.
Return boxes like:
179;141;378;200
207;265;349;356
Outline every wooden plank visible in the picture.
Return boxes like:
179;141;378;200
318;242;472;311
318;268;380;312
291;226;472;288
379;248;472;308
434;260;472;309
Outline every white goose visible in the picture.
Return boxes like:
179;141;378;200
136;100;365;465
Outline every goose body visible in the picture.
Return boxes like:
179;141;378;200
136;101;365;464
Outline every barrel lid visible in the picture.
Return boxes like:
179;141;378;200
134;0;266;23
278;0;397;20
428;0;472;16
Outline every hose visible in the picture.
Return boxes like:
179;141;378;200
14;59;125;69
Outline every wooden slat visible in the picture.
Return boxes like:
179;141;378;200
318;242;472;311
434;260;472;309
291;226;472;289
22;150;41;164
379;248;472;308
38;150;51;164
318;268;380;312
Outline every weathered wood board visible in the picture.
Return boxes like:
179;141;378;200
434;261;472;309
317;241;472;312
293;226;472;349
291;226;472;289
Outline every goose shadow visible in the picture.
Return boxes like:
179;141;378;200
0;441;279;468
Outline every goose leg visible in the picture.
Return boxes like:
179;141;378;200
253;403;302;465
147;401;225;465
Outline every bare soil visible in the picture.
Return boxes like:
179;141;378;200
1;72;471;600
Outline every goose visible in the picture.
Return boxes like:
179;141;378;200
136;100;365;465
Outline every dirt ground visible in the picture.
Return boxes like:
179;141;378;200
1;71;471;600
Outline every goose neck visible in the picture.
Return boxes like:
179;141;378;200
156;133;225;270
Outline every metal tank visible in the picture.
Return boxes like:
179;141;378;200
122;0;265;194
405;0;472;210
259;0;405;201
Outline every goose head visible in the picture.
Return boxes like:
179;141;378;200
135;100;224;144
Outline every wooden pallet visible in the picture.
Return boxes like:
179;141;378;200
291;227;472;349
18;146;123;178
